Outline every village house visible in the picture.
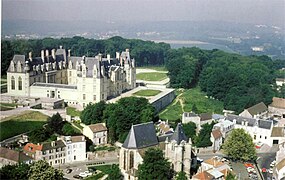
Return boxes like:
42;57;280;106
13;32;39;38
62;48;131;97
226;114;274;146
268;97;285;118
212;119;234;138
58;136;86;163
239;102;268;119
6;47;136;109
182;112;214;131
210;129;223;152
276;78;285;87
82;123;108;145
23;140;66;166
0;147;33;168
119;122;196;180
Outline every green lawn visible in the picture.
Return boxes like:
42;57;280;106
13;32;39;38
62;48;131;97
0;111;48;141
0;102;17;111
136;72;168;81
133;89;161;97
136;66;167;71
66;107;81;117
86;164;116;180
159;87;224;121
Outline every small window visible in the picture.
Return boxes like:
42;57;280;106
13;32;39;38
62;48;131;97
18;77;22;90
83;94;86;100
93;95;96;101
11;76;15;90
254;135;256;140
260;135;262;139
265;136;267;139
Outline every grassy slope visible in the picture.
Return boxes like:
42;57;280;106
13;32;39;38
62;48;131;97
0;111;48;141
66;107;81;117
159;87;224;121
136;66;167;71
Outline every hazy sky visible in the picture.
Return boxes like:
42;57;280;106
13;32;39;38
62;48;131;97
2;0;285;26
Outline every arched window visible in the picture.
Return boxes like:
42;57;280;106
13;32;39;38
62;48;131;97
129;151;134;169
11;76;15;90
123;151;126;170
18;77;22;90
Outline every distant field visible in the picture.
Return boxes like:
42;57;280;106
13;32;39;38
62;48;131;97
136;66;167;71
136;72;168;81
133;89;161;97
159;87;224;121
0;111;48;141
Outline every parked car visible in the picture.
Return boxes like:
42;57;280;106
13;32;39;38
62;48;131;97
84;171;92;176
73;175;82;179
79;172;88;178
66;169;72;174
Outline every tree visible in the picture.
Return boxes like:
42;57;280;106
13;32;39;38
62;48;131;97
195;122;215;147
176;171;187;180
0;163;29;180
80;101;106;125
62;123;78;136
191;104;198;113
104;97;155;143
223;128;257;162
28;160;64;180
183;122;197;143
46;113;64;134
107;164;123;180
138;148;173;180
226;172;236;180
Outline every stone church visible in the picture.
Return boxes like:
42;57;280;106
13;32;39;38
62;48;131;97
6;47;136;108
119;122;196;179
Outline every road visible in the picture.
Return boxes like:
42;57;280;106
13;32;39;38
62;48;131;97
257;152;276;180
55;156;119;180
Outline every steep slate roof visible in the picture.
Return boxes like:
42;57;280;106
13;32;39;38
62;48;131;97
246;102;267;116
270;97;285;109
122;122;158;149
88;123;107;133
170;123;188;144
41;140;65;151
226;114;257;127
212;129;223;139
200;113;212;121
0;147;32;162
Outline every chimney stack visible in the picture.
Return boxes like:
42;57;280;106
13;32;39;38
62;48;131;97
29;52;32;61
59;45;63;49
126;49;129;53
45;49;49;57
68;49;71;57
41;50;45;62
98;53;102;61
116;52;120;59
52;49;56;60
107;54;111;63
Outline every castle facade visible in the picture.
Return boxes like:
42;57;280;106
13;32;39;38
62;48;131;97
6;47;136;108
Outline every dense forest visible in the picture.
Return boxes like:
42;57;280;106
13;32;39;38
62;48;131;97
1;36;170;75
2;36;285;113
166;47;285;113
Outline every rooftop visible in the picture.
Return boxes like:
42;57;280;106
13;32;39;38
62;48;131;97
0;147;32;162
23;143;42;153
88;123;107;133
212;129;223;139
42;140;65;151
246;102;267;116
271;127;285;137
122;122;158;149
270;97;285;109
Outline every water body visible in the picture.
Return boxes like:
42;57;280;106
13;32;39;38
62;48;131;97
154;40;236;53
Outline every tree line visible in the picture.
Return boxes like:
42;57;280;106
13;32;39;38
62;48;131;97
1;36;170;75
166;47;285;113
80;97;156;143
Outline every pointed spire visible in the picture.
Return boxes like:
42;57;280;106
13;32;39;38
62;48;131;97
170;123;188;145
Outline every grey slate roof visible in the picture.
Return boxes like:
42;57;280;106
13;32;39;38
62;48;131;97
226;114;257;127
170;123;188;144
247;102;267;116
158;133;173;142
122;122;158;149
199;113;212;121
42;140;65;151
258;120;272;130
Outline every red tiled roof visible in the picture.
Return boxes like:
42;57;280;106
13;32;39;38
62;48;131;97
212;129;223;139
23;143;42;153
193;171;214;180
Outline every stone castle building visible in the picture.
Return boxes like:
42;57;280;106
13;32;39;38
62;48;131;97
119;122;196;179
6;47;136;108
